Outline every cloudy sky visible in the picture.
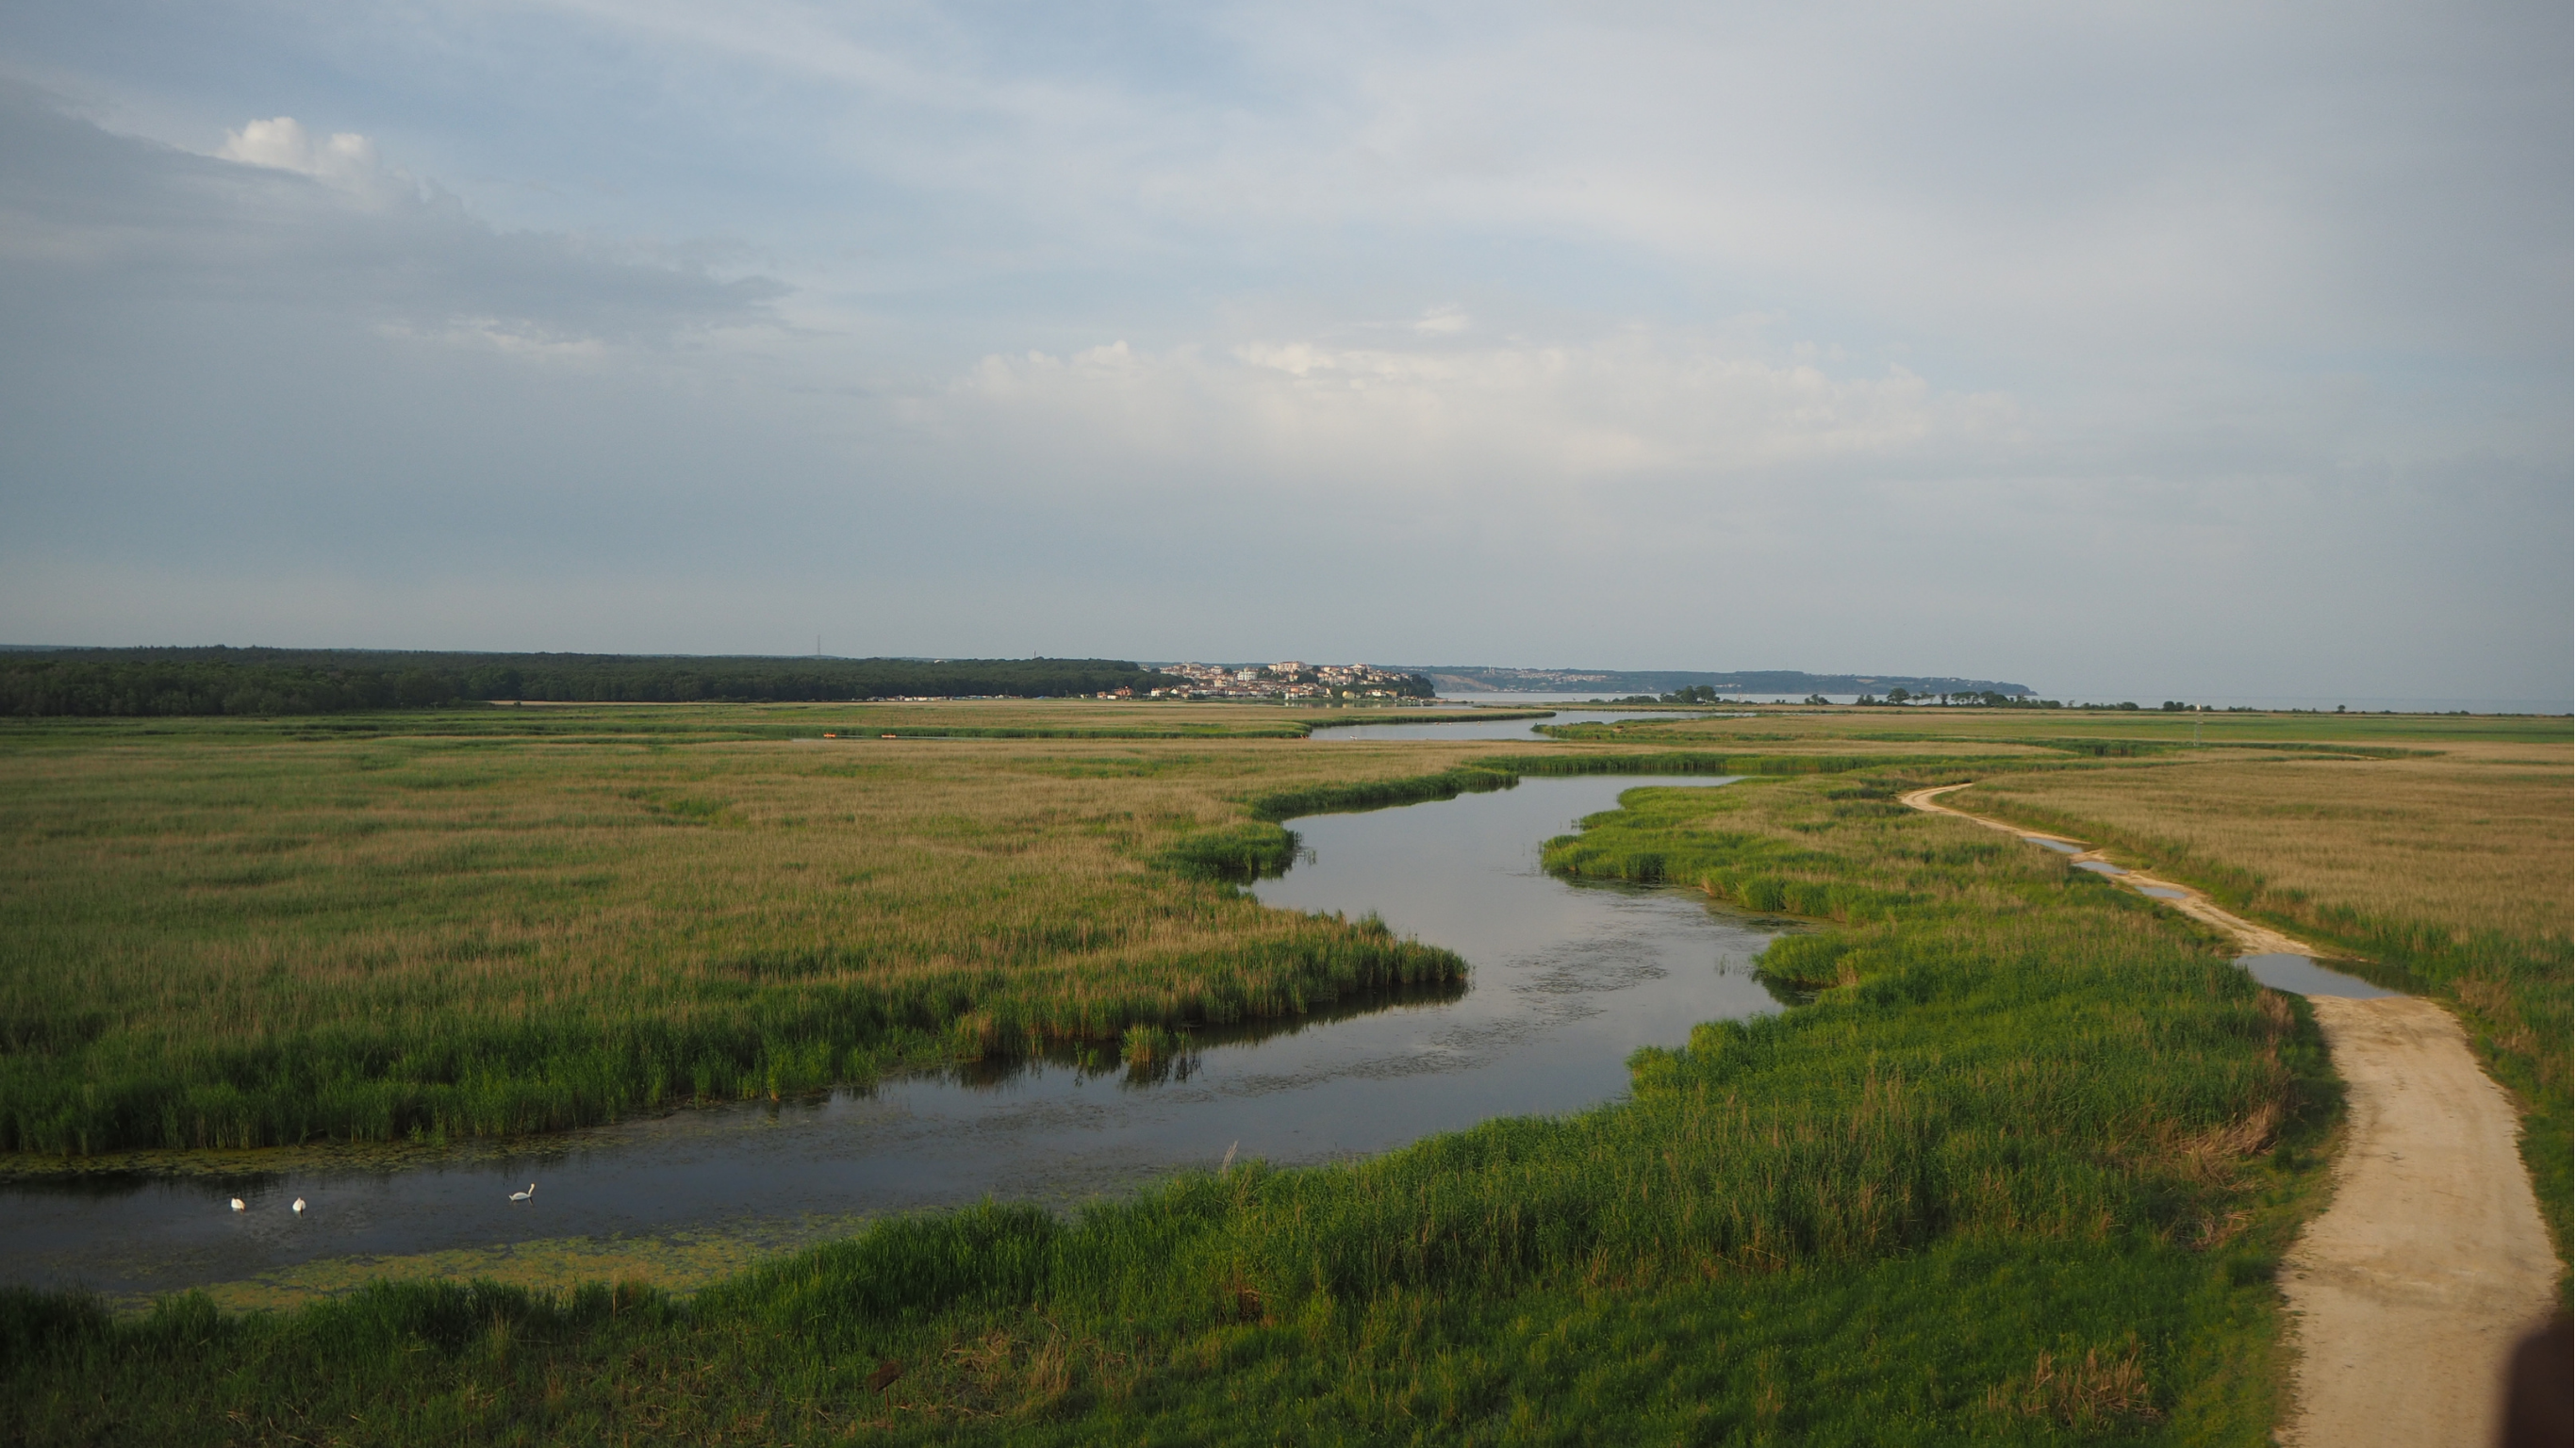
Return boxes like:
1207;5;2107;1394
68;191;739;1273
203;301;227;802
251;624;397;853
0;1;2566;703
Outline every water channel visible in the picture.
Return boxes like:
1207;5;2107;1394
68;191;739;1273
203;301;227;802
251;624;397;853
1310;709;1709;742
2;774;1782;1305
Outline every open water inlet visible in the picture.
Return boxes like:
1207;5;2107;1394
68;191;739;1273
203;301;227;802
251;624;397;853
1;775;1778;1306
1307;709;1709;742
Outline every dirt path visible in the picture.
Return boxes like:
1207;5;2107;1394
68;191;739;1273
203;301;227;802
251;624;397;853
1900;782;2561;1446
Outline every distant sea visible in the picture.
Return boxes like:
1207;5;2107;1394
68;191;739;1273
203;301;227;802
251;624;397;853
1441;690;2569;716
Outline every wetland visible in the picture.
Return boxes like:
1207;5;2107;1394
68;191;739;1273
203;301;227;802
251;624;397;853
7;773;1779;1307
1;700;2564;1444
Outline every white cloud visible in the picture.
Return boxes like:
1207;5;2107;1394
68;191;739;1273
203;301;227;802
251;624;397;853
217;116;412;205
220;115;368;179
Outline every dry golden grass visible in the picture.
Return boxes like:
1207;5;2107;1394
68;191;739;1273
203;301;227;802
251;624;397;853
2;722;1510;1056
1955;746;2570;949
1546;726;2062;757
1593;702;2563;753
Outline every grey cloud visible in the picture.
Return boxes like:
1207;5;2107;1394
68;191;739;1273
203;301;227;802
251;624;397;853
0;10;2562;705
0;85;785;344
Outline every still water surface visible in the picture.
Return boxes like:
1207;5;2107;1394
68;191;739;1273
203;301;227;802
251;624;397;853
1312;710;1710;742
2;775;1778;1302
2236;953;2398;999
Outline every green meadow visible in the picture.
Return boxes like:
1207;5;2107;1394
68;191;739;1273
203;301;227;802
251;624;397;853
0;702;2560;1442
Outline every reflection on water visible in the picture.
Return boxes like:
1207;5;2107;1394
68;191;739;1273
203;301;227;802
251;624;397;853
2;776;1776;1305
2023;836;2084;855
940;978;1471;1089
2237;953;2400;999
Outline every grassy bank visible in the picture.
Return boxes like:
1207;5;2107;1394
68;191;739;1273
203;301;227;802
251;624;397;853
1;763;2333;1443
1948;747;2573;1265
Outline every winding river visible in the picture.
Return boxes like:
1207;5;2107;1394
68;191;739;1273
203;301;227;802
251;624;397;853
1;773;1777;1306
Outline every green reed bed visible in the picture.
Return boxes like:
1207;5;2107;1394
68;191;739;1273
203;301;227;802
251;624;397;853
2;765;2333;1443
0;718;1485;1156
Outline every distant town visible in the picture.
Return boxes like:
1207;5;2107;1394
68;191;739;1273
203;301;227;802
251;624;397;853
1122;662;1436;701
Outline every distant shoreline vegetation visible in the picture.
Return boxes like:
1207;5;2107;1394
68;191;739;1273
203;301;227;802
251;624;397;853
1412;665;2036;699
0;650;1191;717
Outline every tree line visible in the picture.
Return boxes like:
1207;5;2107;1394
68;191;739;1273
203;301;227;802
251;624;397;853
0;649;1186;717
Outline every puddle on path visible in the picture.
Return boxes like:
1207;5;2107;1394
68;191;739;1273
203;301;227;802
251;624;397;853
2001;830;2400;1002
2237;953;2399;999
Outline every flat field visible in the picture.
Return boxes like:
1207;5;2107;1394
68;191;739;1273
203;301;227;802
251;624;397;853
1549;702;2559;752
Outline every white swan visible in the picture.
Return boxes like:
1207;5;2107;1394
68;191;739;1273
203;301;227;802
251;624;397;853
229;1197;245;1211
509;1182;537;1202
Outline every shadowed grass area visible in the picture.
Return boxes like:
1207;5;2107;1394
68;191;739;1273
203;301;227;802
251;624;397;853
0;764;2335;1443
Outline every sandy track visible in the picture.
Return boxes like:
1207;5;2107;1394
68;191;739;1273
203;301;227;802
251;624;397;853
1900;782;2561;1446
1897;783;2314;954
2282;996;2559;1446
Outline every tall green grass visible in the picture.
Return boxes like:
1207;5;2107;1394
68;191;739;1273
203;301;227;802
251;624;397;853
0;764;2334;1442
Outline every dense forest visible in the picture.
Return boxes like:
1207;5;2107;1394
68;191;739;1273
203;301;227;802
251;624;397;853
0;649;1186;717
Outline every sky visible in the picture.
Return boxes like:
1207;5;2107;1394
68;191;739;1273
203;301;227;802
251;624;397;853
0;1;2567;705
